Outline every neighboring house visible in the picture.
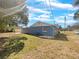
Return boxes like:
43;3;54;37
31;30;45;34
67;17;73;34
21;21;59;37
68;23;79;31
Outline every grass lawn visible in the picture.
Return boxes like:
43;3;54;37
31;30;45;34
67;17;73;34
1;31;79;59
4;34;43;59
7;34;52;59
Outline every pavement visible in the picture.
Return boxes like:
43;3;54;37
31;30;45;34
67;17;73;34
0;29;21;37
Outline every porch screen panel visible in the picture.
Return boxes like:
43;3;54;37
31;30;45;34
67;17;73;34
0;0;25;9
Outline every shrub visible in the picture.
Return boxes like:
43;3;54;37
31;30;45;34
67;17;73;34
0;36;27;59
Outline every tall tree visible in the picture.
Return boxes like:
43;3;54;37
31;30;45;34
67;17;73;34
73;0;79;20
74;0;79;6
74;10;79;20
0;0;29;32
0;16;16;32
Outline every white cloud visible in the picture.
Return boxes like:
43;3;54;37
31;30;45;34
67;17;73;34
36;0;77;10
38;14;50;18
29;17;51;21
29;12;76;25
29;13;52;21
27;0;77;26
55;14;77;25
51;3;74;10
28;13;36;19
27;6;49;13
37;0;58;2
27;6;51;21
28;6;51;21
33;17;50;21
68;13;74;17
55;19;76;25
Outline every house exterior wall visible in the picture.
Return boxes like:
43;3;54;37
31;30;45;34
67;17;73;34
21;26;58;37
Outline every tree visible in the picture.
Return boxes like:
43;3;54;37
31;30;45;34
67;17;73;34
74;0;79;6
73;0;79;20
74;10;79;20
0;16;16;32
0;0;29;32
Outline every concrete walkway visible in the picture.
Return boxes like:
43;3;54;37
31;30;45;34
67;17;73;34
0;29;21;37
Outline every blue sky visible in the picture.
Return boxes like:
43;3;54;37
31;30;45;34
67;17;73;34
27;0;77;27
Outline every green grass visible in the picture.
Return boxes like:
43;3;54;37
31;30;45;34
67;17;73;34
2;31;79;59
7;34;46;59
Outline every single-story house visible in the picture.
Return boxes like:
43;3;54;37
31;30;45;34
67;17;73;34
21;21;59;37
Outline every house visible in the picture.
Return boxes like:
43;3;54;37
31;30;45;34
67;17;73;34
68;23;79;31
21;21;59;37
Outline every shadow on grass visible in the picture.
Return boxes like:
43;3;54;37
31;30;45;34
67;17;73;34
0;37;9;44
26;33;68;41
0;36;27;59
54;33;68;41
30;33;68;41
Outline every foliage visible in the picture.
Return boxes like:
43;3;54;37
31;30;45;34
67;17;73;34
74;0;79;6
0;13;29;32
73;0;79;20
0;36;27;59
6;32;79;59
74;10;79;20
17;13;29;27
0;17;16;32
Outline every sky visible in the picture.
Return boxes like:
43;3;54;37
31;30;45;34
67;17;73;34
26;0;78;28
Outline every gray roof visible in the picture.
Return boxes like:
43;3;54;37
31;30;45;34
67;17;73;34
31;21;53;27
